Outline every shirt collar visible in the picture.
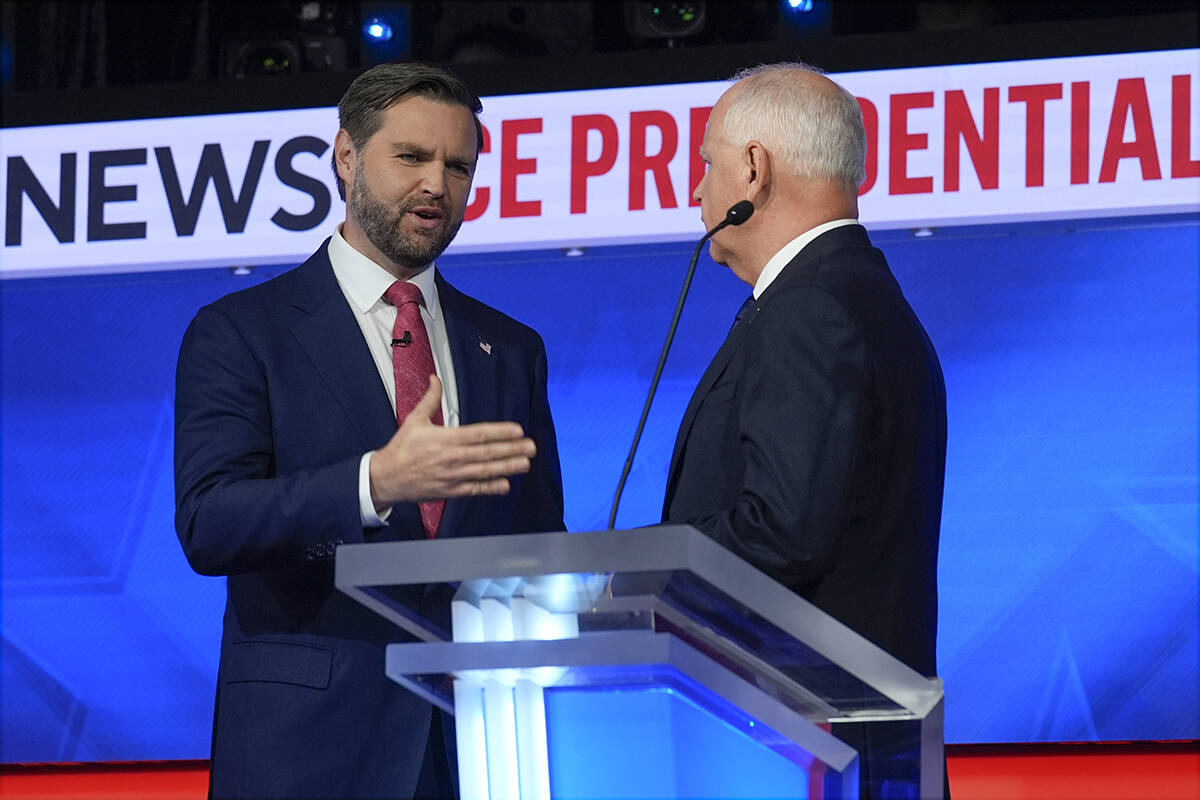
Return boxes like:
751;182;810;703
328;225;441;319
753;218;859;299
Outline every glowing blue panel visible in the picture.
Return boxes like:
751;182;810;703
544;686;810;799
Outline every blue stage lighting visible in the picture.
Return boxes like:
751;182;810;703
363;17;394;42
786;0;814;11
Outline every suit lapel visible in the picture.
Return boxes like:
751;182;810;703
663;303;756;507
436;274;500;538
288;247;396;449
663;223;874;511
287;245;424;538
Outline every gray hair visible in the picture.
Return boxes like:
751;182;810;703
722;62;866;189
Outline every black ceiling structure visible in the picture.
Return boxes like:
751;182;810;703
1;1;1196;128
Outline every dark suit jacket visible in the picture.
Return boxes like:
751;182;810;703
174;242;565;799
663;224;946;677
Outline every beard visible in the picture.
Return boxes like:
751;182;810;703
349;168;464;272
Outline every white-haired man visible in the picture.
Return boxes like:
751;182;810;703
661;63;949;799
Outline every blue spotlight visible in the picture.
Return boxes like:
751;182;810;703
786;0;814;11
363;17;394;42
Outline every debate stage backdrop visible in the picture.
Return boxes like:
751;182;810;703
2;48;1198;761
3;216;1196;761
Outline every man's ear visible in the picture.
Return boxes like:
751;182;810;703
333;129;357;186
744;139;772;204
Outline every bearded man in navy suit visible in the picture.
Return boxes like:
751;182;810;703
175;62;564;799
662;63;948;799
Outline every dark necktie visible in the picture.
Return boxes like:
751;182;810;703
731;295;758;334
384;281;444;538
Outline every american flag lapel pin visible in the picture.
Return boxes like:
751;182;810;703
478;339;492;356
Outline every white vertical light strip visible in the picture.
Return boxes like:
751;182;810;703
452;598;486;643
452;577;586;800
479;596;521;798
516;577;581;687
480;597;515;640
452;599;490;800
482;678;521;799
514;678;552;800
509;596;570;800
453;678;491;800
480;597;519;687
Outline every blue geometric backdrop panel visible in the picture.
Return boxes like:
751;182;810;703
2;218;1196;761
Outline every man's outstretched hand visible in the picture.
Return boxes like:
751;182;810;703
369;375;536;510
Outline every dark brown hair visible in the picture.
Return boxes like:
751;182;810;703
332;61;483;200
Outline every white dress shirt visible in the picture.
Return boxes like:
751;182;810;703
753;218;860;299
327;226;460;526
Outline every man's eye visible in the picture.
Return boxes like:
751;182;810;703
398;153;418;162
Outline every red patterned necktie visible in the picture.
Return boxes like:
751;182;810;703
384;281;444;538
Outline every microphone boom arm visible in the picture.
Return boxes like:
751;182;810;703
606;201;754;529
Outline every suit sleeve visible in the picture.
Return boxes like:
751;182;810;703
174;304;365;576
512;335;566;534
683;284;869;587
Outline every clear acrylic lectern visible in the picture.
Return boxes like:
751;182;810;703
335;526;944;800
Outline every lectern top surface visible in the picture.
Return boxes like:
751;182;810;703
335;527;942;719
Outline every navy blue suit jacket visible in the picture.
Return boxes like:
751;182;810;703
662;224;947;797
663;224;946;676
174;242;565;798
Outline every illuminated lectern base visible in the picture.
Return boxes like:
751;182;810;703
386;629;858;799
337;528;944;800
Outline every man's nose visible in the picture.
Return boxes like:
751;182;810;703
421;164;447;198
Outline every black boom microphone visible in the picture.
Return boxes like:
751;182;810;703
607;200;755;529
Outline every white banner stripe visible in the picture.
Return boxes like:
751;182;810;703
2;49;1197;278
